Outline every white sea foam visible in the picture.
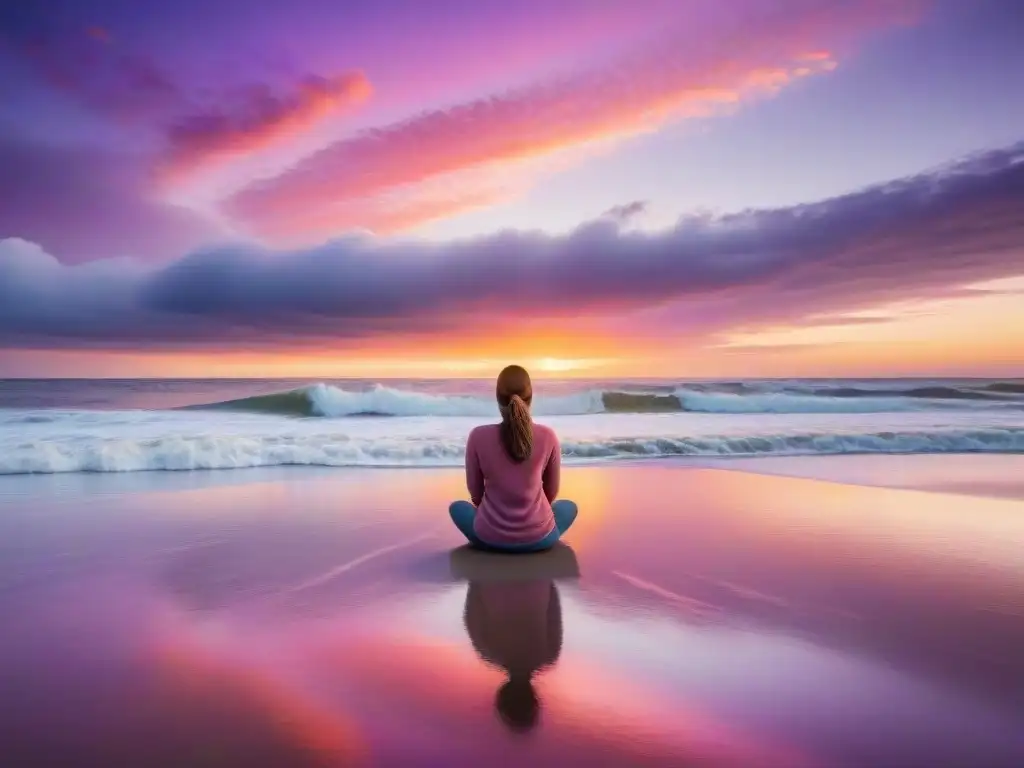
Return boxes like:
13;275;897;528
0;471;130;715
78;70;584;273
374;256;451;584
305;383;605;417
673;389;923;414
2;408;1021;474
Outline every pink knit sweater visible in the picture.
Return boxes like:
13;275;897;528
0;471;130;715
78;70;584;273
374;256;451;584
464;422;560;545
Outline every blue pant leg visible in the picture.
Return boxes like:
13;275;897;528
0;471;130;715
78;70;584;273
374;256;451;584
552;499;578;535
502;525;559;552
449;500;484;546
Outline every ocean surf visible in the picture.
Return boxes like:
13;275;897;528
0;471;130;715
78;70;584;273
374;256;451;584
2;377;1022;474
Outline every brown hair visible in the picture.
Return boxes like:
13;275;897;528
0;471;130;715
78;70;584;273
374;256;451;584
496;365;533;463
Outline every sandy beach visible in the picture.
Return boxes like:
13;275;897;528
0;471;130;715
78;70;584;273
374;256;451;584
1;458;1022;767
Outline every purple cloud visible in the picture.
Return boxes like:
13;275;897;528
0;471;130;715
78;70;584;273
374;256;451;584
1;20;181;122
1;141;1022;350
0;137;221;263
1;14;370;188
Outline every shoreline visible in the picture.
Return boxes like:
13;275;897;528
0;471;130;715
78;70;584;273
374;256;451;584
680;453;1024;501
4;452;1024;501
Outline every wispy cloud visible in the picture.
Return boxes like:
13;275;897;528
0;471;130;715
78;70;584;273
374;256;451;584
281;186;509;238
225;1;919;240
2;18;370;182
2;141;1021;350
158;72;372;182
601;201;648;224
224;60;822;239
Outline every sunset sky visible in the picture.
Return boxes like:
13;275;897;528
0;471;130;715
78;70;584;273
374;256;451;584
1;0;1022;378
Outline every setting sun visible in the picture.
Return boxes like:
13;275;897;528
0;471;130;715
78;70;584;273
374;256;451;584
536;358;585;373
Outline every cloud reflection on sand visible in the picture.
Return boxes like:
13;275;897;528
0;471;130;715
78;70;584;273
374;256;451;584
150;541;816;766
2;463;1023;765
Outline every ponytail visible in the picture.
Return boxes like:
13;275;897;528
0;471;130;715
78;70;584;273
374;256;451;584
500;393;533;463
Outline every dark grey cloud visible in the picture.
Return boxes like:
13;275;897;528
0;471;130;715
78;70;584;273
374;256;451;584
1;141;1023;350
600;200;648;223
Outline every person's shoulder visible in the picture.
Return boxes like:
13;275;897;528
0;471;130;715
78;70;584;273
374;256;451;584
532;422;559;444
468;423;500;442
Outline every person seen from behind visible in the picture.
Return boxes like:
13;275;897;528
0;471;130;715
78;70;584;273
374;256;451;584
449;365;578;551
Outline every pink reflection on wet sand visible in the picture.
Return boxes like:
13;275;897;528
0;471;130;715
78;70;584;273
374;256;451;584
0;461;1022;765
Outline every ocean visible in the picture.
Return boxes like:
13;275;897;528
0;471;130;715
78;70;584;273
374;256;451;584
1;377;1022;474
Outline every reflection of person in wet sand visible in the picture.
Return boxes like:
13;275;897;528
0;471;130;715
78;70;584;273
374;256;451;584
465;580;562;731
450;544;579;733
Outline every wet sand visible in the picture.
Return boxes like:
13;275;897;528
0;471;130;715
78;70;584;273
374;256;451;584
690;454;1024;501
1;462;1023;766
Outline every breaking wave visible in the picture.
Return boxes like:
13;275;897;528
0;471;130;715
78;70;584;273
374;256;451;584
193;383;601;417
2;427;1022;474
189;381;1024;418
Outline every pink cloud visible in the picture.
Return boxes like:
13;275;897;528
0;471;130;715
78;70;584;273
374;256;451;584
275;187;510;240
158;71;372;182
225;0;921;240
247;152;543;241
